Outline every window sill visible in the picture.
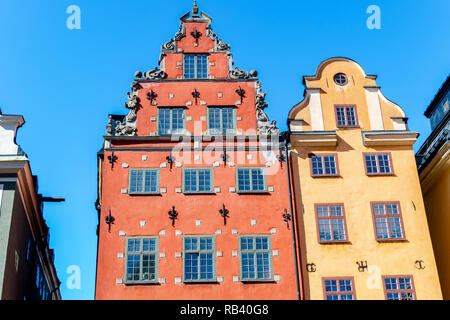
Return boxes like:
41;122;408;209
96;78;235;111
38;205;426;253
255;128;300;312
336;126;360;129
318;240;351;245
366;173;396;177
128;193;162;196
376;239;408;243
183;280;219;285
124;281;161;286
183;192;216;195
311;174;341;178
236;190;270;195
240;279;276;284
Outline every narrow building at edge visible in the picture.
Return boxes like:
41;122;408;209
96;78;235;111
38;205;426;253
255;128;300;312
0;111;62;300
287;57;442;300
416;76;449;299
95;4;301;300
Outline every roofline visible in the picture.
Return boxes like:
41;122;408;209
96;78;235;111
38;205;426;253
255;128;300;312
424;75;450;118
302;56;378;86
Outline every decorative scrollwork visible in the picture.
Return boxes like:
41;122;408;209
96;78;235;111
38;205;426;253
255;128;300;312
105;210;115;233
174;24;186;41
168;206;179;227
306;263;317;273
415;260;425;270
161;38;176;53
229;67;258;80
282;209;291;230
216;38;230;52
255;80;278;135
356;261;368;272
219;204;230;226
142;67;167;81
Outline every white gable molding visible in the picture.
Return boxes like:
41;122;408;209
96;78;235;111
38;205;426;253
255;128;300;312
365;87;385;130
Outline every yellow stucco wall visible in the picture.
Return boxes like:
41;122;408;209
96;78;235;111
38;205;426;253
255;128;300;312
420;145;450;299
289;58;442;300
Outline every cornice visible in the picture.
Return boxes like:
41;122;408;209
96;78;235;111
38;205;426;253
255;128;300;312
362;130;419;146
419;142;450;194
290;131;338;147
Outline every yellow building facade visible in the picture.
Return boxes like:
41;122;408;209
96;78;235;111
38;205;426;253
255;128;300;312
287;57;442;300
416;76;450;299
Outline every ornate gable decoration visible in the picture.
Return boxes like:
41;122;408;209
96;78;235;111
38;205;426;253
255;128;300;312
160;9;231;56
105;3;279;137
255;80;278;136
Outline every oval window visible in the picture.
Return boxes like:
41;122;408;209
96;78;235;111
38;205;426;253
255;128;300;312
334;73;348;86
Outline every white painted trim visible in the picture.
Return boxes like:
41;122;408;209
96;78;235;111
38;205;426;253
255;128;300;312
289;119;303;132
0;178;17;183
378;90;406;117
309;91;324;131
392;118;407;131
365;88;384;130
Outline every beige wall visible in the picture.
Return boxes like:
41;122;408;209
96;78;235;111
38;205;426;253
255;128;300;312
420;145;450;299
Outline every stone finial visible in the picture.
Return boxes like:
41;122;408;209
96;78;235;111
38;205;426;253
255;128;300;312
192;1;199;17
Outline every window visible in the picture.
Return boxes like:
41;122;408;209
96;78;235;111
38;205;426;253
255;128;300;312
310;154;339;177
335;105;358;127
128;169;160;195
125;237;158;284
184;54;208;79
323;277;356;300
158;108;185;135
315;204;348;243
430;90;449;130
208;107;236;135
371;202;405;241
183;168;214;193
334;73;348;86
364;152;393;175
383;276;415;300
183;236;216;282
26;239;33;262
35;262;51;300
236;167;267;193
239;235;273;281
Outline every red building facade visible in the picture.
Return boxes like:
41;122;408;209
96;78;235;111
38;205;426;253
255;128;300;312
95;4;301;300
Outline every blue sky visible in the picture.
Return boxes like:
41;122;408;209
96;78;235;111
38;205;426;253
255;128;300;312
0;0;448;300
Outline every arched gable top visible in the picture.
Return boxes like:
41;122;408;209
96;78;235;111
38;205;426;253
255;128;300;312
288;57;407;132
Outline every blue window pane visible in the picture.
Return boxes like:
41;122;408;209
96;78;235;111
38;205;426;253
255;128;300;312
324;156;337;175
346;107;357;126
366;155;378;174
378;154;391;173
311;157;324;175
208;107;235;134
184;237;214;281
184;169;212;193
158;108;184;135
238;168;265;192
324;278;354;300
126;238;158;282
130;170;158;193
318;205;346;242
384;276;414;300
336;107;346;126
373;204;404;240
184;55;208;79
240;236;271;280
